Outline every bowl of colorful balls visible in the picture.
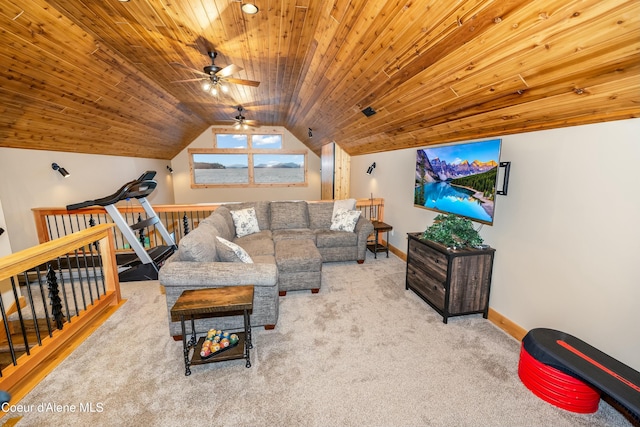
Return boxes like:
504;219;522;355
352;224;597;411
200;329;240;359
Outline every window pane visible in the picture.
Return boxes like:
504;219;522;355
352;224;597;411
252;134;282;149
216;134;248;148
193;154;248;184
253;154;304;183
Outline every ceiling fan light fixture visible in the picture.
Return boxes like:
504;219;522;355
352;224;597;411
202;81;212;91
241;3;259;14
221;84;229;93
211;86;218;96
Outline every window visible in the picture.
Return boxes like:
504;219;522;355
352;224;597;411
190;129;307;188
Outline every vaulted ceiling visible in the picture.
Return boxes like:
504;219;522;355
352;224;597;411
1;0;639;160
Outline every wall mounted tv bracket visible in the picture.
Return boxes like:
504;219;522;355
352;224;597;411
496;162;511;196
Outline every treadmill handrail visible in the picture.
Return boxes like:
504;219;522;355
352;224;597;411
66;171;157;211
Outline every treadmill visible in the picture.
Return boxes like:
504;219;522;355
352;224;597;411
66;171;177;282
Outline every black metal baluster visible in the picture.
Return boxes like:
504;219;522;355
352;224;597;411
183;213;189;236
45;215;55;241
1;279;17;368
0;291;9;375
79;246;94;304
86;239;103;299
46;265;64;330
22;271;42;346
94;240;107;295
69;250;82;316
37;267;54;337
10;275;31;358
60;256;73;322
61;213;70;238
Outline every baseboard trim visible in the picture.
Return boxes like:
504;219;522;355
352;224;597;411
487;308;527;342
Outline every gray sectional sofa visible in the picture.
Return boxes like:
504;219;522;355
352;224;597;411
159;200;374;338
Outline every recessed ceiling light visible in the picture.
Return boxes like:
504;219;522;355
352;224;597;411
241;3;259;14
118;0;130;2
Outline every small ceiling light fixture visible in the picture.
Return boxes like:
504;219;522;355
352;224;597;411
118;0;130;2
52;162;70;178
166;165;174;173
241;3;259;14
366;162;376;175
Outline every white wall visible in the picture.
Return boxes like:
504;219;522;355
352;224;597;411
350;118;640;371
170;126;321;204
0;148;175;251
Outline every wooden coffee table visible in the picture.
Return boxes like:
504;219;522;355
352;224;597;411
170;285;254;376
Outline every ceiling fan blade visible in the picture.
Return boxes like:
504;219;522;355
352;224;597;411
169;62;209;77
216;64;243;78
170;78;205;83
225;77;261;87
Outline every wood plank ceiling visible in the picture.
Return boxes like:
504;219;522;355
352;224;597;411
1;0;639;160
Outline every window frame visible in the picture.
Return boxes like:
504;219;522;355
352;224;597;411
189;129;308;188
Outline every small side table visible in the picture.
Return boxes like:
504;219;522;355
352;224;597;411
170;285;254;376
367;221;393;258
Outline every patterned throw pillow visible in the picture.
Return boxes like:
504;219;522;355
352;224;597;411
230;207;260;238
330;209;361;232
332;198;356;220
215;237;253;263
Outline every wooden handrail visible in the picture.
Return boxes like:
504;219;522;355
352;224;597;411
32;198;385;244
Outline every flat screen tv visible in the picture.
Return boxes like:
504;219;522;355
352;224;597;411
414;139;502;225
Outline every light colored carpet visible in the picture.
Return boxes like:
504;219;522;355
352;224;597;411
6;253;632;426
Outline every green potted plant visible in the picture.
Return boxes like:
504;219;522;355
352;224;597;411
421;214;484;249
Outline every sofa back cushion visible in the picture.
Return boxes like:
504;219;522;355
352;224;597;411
308;201;334;229
212;206;235;240
270;201;309;230
223;201;271;232
177;221;219;262
200;210;233;241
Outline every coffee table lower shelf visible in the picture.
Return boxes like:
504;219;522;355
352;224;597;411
190;333;249;366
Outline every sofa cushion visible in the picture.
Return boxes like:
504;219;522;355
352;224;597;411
270;201;309;230
272;228;316;242
224;201;270;231
178;222;219;262
230;207;260;237
308;201;334;229
214;206;235;238
200;211;233;241
315;229;358;248
275;239;321;273
215;237;253;263
234;229;273;244
330;209;361;232
237;237;274;257
251;254;276;265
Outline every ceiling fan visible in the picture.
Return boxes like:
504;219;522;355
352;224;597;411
230;106;259;129
171;51;260;96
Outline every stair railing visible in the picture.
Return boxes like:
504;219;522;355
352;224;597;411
0;224;121;408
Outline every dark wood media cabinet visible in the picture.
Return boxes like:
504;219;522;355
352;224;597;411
405;233;495;323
